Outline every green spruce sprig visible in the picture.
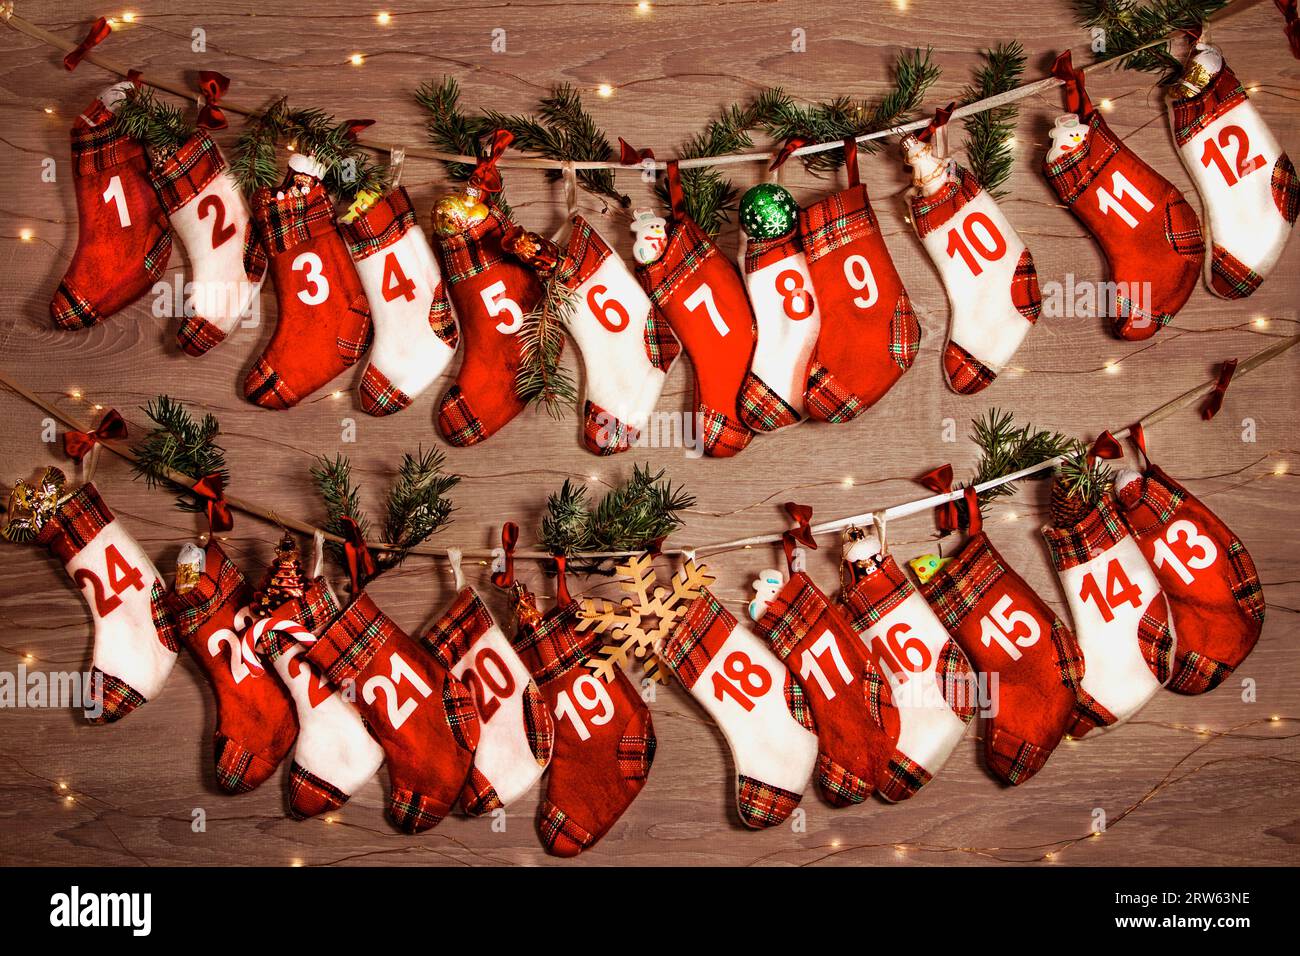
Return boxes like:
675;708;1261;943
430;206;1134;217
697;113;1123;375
960;42;1027;196
310;454;371;564
515;276;579;416
130;396;229;514
1070;0;1228;81
957;408;1074;525
115;86;195;157
1055;440;1115;507
415;76;492;184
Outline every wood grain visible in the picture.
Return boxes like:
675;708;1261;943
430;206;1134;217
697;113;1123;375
0;0;1296;867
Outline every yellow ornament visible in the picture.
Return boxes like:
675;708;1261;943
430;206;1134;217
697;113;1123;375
433;189;489;237
339;188;382;224
908;553;952;584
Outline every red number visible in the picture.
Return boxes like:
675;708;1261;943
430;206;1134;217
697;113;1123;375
197;195;236;249
586;284;630;332
944;211;1007;277
1200;125;1265;187
710;650;772;712
286;654;333;709
381;252;417;303
774;268;814;320
464;646;516;723
1078;558;1143;624
73;544;144;618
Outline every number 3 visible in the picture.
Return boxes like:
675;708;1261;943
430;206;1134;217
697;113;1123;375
292;252;330;305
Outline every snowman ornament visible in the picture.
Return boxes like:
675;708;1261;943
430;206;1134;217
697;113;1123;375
1046;114;1090;165
630;207;667;264
747;569;785;621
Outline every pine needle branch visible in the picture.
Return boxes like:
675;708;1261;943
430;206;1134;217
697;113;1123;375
958;408;1074;525
960;41;1027;196
310;453;370;565
415;76;492;183
515;276;579;416
130;396;228;513
1070;0;1229;81
541;480;593;557
115;86;195;158
381;447;459;569
1056;441;1115;507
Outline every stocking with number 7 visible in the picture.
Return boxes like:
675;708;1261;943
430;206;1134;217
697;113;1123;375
1114;425;1264;694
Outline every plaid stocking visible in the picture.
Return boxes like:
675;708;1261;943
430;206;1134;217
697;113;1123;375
636;161;756;457
244;155;372;409
1169;43;1299;299
421;588;552;815
556;216;679;455
664;588;818;828
50;85;173;331
840;553;974;802
37;482;178;723
305;593;479;833
753;568;900;806
800;140;920;422
918;490;1085;785
1115;430;1264;694
1042;494;1174;737
250;578;383;820
511;596;655;857
433;206;542;446
150;130;267;355
343;187;458;416
1044;52;1203;340
164;542;297;793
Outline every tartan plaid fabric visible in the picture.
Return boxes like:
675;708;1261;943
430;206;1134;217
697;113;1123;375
421;588;494;668
1164;195;1206;259
1011;248;1041;324
639;215;717;306
243;356;300;410
784;675;815;732
878;753;933;803
1167;650;1232;694
304;592;397;687
150;131;224;215
296;578;342;635
1171;66;1247;147
87;666;147;724
342;186;416;261
70;100;145;176
910;165;983;238
1067;688;1118;738
1112;292;1168;332
435;206;512;285
176;314;228;356
936;639;978;722
803;362;864;423
919;533;1002;632
538;801;595;856
252;185;338;256
1273;154;1300;224
815;752;871;807
736;776;803;828
943;341;998;396
389;787;447;833
436;385;488;447
37;483;113;564
1041;495;1129;571
743;231;803;273
841;558;913;631
214;736;261;795
461;766;504;816
1208;244;1264;300
582;399;637;456
442;671;479;751
523;683;554;765
1227;537;1266;624
254;627;299;663
662;590;732;689
51;281;106;331
755;573;824;662
512;600;602;686
986;728;1050;785
164;543;244;640
799;184;879;264
288;762;349;820
864;665;888;729
699;405;753;457
1043;112;1122;205
337;303;373;364
737;371;800;432
890;294;921;370
1049;617;1087;695
1137;602;1176;684
643;305;681;372
553;215;611;290
150;581;180;654
358;363;413;416
617;728;656;781
1117;467;1184;537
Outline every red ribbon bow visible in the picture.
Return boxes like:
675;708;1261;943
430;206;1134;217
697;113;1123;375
196;71;231;130
1051;50;1094;118
553;554;572;605
1201;358;1238;420
917;464;958;534
618;137;655;166
491;522;519;589
339;515;376;594
191;473;234;534
917;102;955;145
64;17;112;72
341;118;375;142
769;136;811;172
63;408;127;463
467;129;514;195
782;502;817;568
1278;0;1300;59
1087;430;1123;466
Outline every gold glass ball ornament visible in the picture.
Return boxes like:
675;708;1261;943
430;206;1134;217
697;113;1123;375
433;189;489;238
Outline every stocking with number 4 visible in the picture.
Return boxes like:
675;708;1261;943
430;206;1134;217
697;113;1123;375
1114;425;1264;694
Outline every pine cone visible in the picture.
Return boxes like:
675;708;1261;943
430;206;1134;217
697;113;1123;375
1050;471;1092;528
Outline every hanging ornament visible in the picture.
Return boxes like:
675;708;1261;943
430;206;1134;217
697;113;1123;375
747;568;784;621
250;531;308;617
629;207;667;264
277;152;327;200
174;542;205;595
1;467;68;544
738;182;798;239
432;186;490;237
501;223;562;275
1045;114;1089;164
908;553;952;584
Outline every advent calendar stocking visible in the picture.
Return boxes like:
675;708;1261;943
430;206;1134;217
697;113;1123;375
1045;52;1203;340
165;542;297;793
245;154;371;409
904;110;1040;394
637;161;756;457
1114;426;1264;693
344;187;458;416
51;84;173;330
664;588;819;828
919;489;1085;784
249;578;384;820
305;593;479;833
556;216;679;454
421;588;552;814
1041;493;1175;736
150;130;267;355
33;476;178;723
801;140;920;421
1169;43;1299;298
839;531;974;801
434;206;542;445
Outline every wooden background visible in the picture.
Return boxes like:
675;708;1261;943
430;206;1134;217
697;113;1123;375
1;0;1297;868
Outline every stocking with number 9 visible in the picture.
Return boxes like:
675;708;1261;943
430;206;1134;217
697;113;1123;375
800;139;920;422
918;488;1085;785
905;108;1040;395
1169;42;1299;299
556;215;679;454
344;186;458;416
244;154;372;409
1044;51;1203;340
1114;425;1264;694
636;161;757;457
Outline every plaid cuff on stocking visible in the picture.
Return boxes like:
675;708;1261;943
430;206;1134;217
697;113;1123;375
1044;112;1122;205
1116;466;1185;536
841;557;913;631
165;543;245;640
918;533;1002;633
253;185;338;256
910;165;983;238
755;573;824;662
70;100;145;176
304;592;395;686
1041;495;1129;570
554;215;611;290
1171;66;1248;147
436;206;512;285
253;578;341;660
510;601;601;686
743;230;802;272
421;588;494;669
661;590;733;688
150;131;225;214
800;184;880;264
36;483;113;564
343;186;417;260
639;216;717;306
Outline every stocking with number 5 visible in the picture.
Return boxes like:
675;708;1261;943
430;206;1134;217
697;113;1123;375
1114;425;1264;694
1169;42;1298;299
244;154;372;409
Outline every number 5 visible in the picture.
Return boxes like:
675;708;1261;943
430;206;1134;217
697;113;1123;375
481;280;524;334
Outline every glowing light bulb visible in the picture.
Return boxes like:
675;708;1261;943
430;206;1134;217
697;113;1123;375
1099;98;1114;112
1254;316;1269;328
44;107;55;115
597;83;614;98
122;12;136;23
350;53;365;66
58;782;68;791
376;11;391;24
331;390;343;399
20;228;33;241
1274;462;1288;476
842;477;855;488
1104;360;1120;374
69;389;82;400
637;1;652;11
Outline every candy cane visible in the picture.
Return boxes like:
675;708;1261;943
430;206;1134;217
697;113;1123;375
241;614;314;673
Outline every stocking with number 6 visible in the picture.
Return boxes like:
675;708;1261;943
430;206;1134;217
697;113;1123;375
1169;43;1299;299
800;139;920;422
244;154;372;409
904;108;1040;395
918;489;1085;785
637;161;757;457
1114;426;1264;694
165;541;297;793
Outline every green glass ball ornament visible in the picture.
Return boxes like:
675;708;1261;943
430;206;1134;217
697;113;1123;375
739;183;798;240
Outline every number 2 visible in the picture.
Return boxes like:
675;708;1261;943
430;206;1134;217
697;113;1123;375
1200;125;1265;187
684;283;730;337
198;195;236;249
102;175;131;228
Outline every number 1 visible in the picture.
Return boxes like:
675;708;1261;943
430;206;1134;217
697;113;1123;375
102;175;131;228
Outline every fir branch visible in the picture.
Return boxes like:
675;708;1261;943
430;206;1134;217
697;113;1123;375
381;447;459;568
1071;0;1228;81
540;465;695;563
130;396;228;514
541;480;593;557
115;86;195;157
957;409;1074;524
960;42;1027;196
310;453;370;565
515;275;579;417
1056;441;1115;507
415;76;491;183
